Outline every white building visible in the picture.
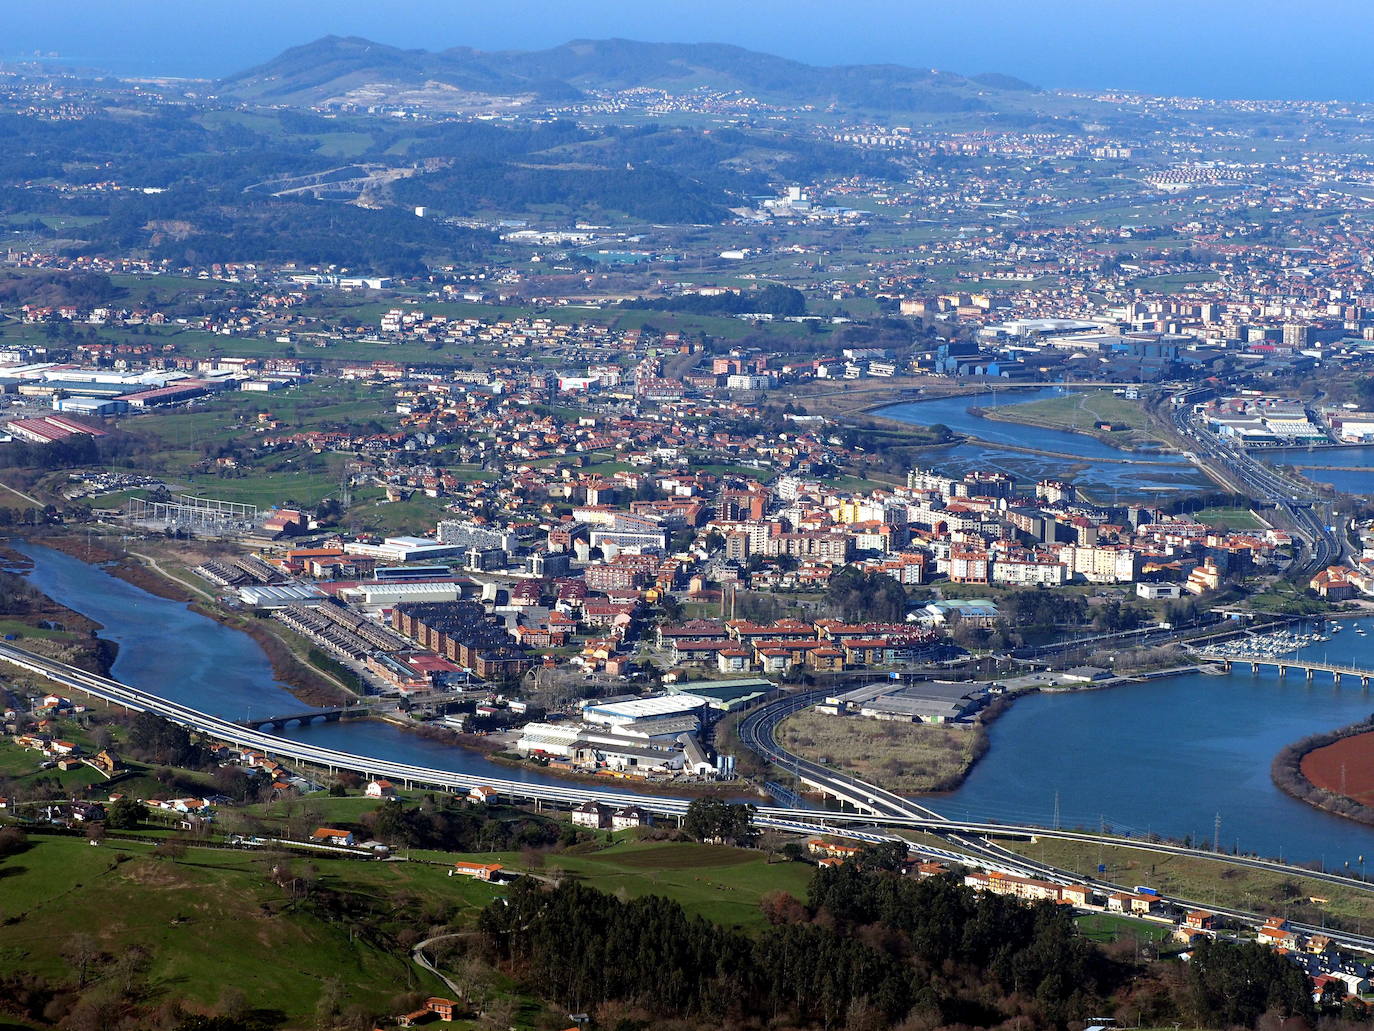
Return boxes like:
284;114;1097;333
342;581;462;608
1137;582;1182;599
343;536;465;563
581;695;705;728
991;557;1068;586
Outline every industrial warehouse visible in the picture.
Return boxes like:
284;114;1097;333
816;680;992;724
514;688;752;780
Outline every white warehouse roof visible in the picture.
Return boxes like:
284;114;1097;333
582;695;706;725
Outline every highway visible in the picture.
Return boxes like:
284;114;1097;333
738;688;944;820
0;642;992;870
1167;400;1343;574
14;641;1374;949
12;639;1374;887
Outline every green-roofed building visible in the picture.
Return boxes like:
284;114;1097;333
667;677;776;711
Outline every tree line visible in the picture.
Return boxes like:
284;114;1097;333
476;858;1331;1031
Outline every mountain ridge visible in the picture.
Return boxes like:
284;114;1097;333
217;34;1039;113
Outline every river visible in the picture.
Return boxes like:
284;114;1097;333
1268;445;1374;497
15;540;1374;866
10;540;634;797
939;626;1374;869
876;389;1213;497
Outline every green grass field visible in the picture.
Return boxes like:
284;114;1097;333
992;390;1155;441
1245;580;1329;616
0;834;487;1024
0;736;46;777
343;493;453;535
0;618;83;643
0;732;220;801
172;468;347;510
1192;507;1266;531
238;799;812;934
123;379;394;452
467;838;815;931
819;473;896;493
1076;912;1171;945
106;273;238;306
1126;272;1220;293
85;487;152;510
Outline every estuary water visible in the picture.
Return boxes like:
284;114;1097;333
875;389;1213;497
938;656;1374;869
1268;445;1374;497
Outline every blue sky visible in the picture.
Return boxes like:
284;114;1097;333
5;0;1370;101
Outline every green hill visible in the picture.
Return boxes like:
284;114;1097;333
219;34;1036;115
0;834;488;1027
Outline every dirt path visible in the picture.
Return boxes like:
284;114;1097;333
126;550;216;601
0;478;44;507
413;932;469;997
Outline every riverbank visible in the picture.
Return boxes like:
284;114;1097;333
0;539;118;676
1273;720;1374;827
13;534;760;790
867;392;1185;464
212;608;354;708
23;532;352;708
35;532;199;603
853;385;1036;420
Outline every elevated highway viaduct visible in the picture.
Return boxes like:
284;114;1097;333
9;642;1374;950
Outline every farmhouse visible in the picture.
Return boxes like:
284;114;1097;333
451;861;503;881
572;800;612;829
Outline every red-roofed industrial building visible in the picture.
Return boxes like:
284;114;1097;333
8;415;107;444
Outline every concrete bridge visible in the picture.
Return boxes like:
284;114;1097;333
1198;651;1374;686
236;707;351;731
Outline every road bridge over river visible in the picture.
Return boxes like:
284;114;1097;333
1195;650;1374;685
236;706;355;731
